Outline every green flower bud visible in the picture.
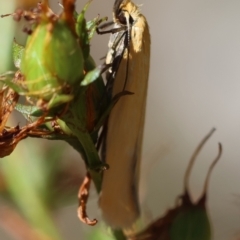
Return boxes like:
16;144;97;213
21;9;84;101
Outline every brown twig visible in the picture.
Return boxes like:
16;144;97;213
77;172;98;226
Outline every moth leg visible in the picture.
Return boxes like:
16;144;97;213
97;25;127;35
97;20;114;30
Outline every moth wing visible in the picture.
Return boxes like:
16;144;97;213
99;16;150;229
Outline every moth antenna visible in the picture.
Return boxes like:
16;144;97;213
125;12;131;46
184;128;216;193
122;11;131;91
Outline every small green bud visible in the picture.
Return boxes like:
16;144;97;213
21;6;84;101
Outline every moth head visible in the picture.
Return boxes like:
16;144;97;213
113;0;134;26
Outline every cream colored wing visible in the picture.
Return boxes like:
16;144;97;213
99;5;150;229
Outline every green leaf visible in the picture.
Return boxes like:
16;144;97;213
75;0;92;60
4;78;28;94
46;93;74;110
81;65;102;86
15;103;40;120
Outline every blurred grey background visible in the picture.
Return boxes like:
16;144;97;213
1;0;240;239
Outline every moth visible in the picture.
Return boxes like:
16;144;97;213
98;0;151;230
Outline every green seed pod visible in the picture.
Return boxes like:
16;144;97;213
128;129;222;240
169;130;221;240
170;195;211;240
21;3;84;101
